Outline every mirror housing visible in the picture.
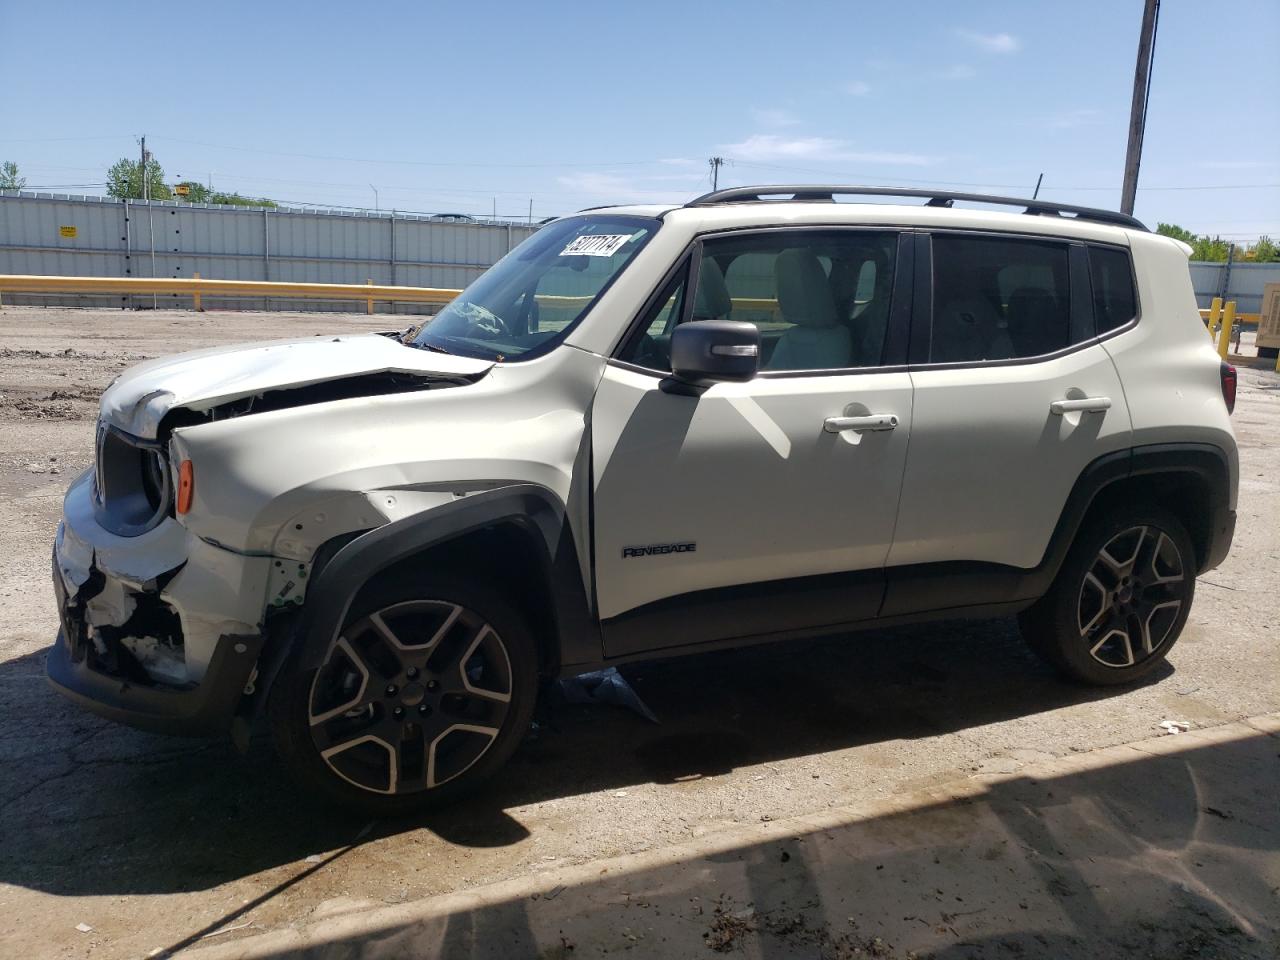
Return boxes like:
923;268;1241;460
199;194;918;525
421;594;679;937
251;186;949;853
669;320;760;385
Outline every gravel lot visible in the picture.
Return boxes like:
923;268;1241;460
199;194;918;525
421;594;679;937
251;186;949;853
0;306;1276;959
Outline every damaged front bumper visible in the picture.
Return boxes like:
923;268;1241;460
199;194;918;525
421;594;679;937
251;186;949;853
46;469;275;736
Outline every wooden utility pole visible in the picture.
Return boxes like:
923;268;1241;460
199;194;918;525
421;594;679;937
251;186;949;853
1120;0;1160;215
708;156;725;190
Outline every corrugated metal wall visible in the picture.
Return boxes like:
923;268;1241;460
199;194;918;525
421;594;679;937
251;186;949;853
6;192;1275;316
0;192;538;312
1190;261;1279;314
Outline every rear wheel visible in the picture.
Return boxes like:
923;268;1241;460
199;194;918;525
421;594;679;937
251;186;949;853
270;574;537;815
1019;504;1196;685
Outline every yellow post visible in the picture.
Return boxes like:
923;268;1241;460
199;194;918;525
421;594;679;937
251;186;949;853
366;278;374;315
1217;300;1235;359
192;272;202;312
1207;296;1222;340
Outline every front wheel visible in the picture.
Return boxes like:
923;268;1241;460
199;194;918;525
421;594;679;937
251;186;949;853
1019;504;1196;686
270;574;538;815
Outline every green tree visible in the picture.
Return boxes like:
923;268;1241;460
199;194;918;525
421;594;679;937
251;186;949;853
1155;222;1197;244
172;181;276;207
1190;235;1230;262
0;160;25;189
1249;236;1278;263
106;155;172;200
209;191;277;208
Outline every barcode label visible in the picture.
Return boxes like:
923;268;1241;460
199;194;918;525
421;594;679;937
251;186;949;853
560;234;632;257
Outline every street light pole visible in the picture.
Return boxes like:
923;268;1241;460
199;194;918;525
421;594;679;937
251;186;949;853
370;184;379;212
1120;0;1161;216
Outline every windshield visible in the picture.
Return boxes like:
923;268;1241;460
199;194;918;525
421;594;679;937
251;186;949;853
410;214;660;361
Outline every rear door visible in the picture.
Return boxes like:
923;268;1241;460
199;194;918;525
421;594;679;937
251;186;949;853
591;229;915;657
884;230;1133;614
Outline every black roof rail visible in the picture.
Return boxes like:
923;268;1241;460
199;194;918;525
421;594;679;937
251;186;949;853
685;184;1147;231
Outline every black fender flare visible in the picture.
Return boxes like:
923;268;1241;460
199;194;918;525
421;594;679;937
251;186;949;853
1033;441;1234;592
294;484;600;673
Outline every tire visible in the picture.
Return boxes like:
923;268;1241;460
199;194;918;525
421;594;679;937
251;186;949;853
1018;503;1196;686
270;573;538;816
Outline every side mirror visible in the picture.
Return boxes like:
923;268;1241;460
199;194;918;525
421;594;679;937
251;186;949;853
669;320;760;386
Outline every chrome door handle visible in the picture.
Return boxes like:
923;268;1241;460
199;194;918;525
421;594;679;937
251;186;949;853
823;414;899;433
1050;397;1112;415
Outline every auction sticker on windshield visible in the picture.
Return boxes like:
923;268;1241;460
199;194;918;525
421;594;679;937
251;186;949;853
560;234;632;257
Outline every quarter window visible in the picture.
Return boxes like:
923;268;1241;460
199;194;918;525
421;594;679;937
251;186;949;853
930;235;1072;362
1088;246;1138;333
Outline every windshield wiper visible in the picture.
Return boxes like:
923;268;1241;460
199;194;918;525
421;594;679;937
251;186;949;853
414;341;452;355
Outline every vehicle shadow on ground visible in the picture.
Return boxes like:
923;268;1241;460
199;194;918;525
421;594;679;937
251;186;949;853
0;617;1169;901
209;729;1280;960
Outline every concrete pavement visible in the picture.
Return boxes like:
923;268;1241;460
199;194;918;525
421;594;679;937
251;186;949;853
189;716;1280;959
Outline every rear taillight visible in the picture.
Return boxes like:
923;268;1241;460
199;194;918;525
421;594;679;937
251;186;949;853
1220;362;1237;415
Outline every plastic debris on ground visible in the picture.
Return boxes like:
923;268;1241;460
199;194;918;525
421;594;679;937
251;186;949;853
1158;719;1191;735
558;667;659;723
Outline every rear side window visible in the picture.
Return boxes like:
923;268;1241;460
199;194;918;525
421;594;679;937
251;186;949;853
930;235;1071;362
1088;246;1138;333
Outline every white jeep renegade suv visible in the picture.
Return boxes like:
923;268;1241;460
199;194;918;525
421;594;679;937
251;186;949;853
48;186;1238;814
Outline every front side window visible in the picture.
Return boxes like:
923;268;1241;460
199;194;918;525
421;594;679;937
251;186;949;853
1088;246;1138;334
412;215;658;361
930;234;1073;363
619;230;899;372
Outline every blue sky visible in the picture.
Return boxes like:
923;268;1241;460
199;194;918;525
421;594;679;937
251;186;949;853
2;0;1277;239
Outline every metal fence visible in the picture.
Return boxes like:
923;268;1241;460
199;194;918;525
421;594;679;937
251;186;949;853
0;191;538;312
1190;261;1278;315
4;191;1276;316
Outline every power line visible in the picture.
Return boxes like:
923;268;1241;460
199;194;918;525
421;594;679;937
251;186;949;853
150;136;690;169
728;160;1279;191
0;135;131;144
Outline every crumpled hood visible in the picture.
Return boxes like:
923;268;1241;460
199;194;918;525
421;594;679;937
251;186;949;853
100;334;493;438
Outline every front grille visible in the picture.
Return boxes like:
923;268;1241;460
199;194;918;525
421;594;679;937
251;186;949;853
93;422;173;536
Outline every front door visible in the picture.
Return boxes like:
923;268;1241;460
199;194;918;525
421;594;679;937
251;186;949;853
591;228;914;657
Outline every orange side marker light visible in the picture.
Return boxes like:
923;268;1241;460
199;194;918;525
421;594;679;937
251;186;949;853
177;460;194;514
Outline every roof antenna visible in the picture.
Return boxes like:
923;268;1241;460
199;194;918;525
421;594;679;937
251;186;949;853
1033;173;1044;199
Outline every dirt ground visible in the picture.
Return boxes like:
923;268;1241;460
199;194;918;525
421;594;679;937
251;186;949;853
0;306;1277;959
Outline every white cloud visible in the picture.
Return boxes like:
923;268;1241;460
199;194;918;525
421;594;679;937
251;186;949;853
956;29;1021;53
1045;108;1103;130
752;107;801;127
718;134;937;167
845;80;872;97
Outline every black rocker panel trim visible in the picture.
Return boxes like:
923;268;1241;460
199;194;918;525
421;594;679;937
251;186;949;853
297;484;599;673
598;568;884;661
